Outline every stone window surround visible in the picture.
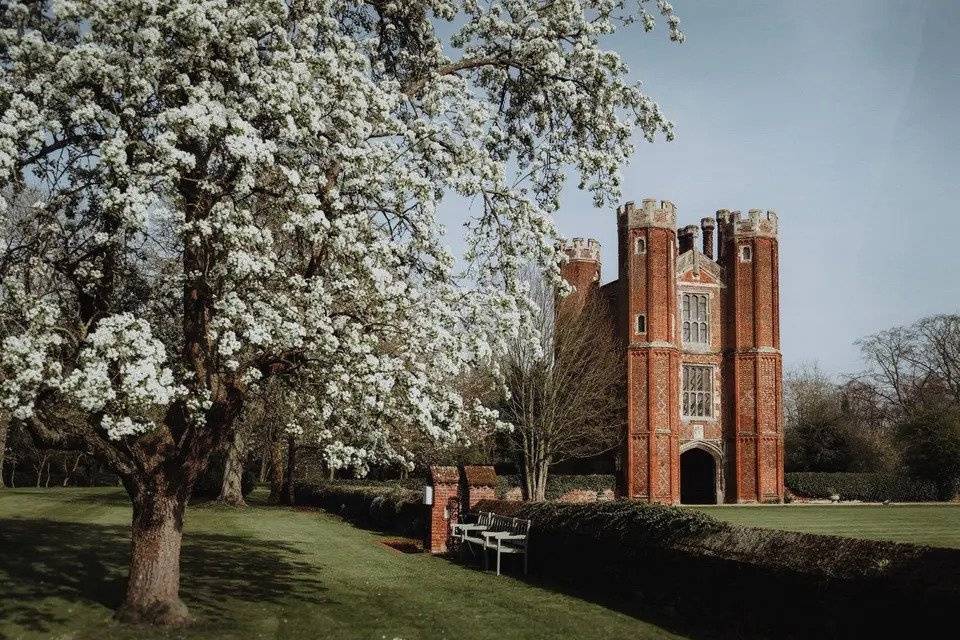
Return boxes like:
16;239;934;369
681;291;710;346
681;363;717;421
635;313;646;334
635;236;647;255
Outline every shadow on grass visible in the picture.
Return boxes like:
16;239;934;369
0;517;330;638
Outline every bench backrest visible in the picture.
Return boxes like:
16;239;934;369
489;514;531;536
471;511;531;536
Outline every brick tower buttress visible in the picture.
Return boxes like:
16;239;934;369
559;238;601;314
620;199;681;504
718;209;784;503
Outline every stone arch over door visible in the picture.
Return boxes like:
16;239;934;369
679;441;724;504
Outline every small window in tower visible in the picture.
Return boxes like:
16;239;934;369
739;244;752;262
682;365;713;418
635;237;647;255
681;292;710;345
636;314;646;334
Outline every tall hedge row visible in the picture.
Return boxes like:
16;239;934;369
785;472;939;502
475;499;960;638
293;482;425;537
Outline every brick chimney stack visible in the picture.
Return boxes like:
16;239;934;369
678;225;699;254
700;217;716;260
716;209;736;262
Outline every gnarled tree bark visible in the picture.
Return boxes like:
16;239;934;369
117;477;191;626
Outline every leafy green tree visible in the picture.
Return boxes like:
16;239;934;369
895;403;960;500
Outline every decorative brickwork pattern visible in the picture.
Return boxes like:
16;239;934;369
561;201;783;504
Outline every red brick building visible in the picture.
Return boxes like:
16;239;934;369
561;199;783;504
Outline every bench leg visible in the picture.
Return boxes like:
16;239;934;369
523;550;528;575
482;546;488;571
496;548;501;576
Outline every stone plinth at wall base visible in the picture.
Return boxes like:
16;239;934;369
427;466;459;554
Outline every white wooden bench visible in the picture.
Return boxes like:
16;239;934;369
457;511;530;576
452;511;492;543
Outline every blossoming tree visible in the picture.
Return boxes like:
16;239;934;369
0;0;680;625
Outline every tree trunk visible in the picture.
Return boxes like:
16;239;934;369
522;453;549;502
268;437;285;502
217;430;247;507
0;416;8;488
116;483;191;626
531;462;548;502
258;449;269;484
282;436;296;505
35;454;48;487
520;443;550;502
63;452;83;487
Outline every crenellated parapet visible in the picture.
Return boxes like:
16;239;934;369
717;209;778;238
564;237;601;262
618;198;677;230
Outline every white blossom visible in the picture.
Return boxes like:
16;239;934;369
0;0;680;474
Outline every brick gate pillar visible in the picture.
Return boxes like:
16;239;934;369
426;466;460;554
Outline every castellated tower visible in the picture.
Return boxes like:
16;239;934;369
559;237;601;313
559;198;784;504
619;199;681;504
717;209;784;502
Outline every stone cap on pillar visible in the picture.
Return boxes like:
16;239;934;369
461;465;497;488
429;466;459;486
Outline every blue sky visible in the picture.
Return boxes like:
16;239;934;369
439;0;960;376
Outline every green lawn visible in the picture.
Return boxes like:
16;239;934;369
689;503;960;548
0;488;688;640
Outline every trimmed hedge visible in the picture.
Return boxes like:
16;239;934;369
475;499;960;638
496;474;616;500
786;472;939;502
301;474;617;502
293;481;425;537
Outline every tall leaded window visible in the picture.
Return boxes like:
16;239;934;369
682;365;713;418
682;292;709;345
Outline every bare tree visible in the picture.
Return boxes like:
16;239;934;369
499;272;624;501
855;315;960;412
853;315;960;488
